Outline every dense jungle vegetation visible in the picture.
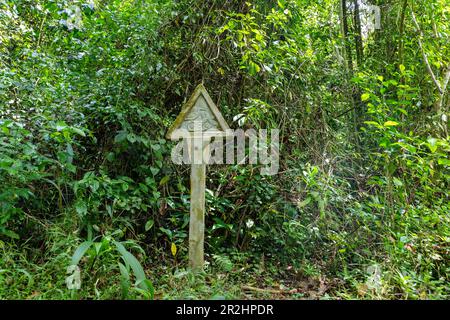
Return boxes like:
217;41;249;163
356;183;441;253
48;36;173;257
0;0;449;300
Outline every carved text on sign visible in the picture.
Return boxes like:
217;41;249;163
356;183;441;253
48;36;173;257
166;83;230;140
179;95;220;132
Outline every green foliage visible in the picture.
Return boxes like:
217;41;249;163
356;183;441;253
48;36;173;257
69;235;154;299
1;0;449;300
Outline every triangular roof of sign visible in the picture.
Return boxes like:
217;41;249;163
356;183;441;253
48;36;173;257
166;83;230;139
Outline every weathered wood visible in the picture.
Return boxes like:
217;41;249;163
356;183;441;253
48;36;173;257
189;161;206;270
189;135;207;270
166;83;230;140
166;84;231;271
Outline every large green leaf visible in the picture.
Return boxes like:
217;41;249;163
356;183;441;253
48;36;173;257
113;241;154;299
114;241;145;281
71;241;94;266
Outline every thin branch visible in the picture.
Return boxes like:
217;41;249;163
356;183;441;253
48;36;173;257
442;67;450;93
36;15;47;48
436;66;450;112
410;9;444;94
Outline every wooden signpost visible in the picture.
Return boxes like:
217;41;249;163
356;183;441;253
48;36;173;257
166;84;230;270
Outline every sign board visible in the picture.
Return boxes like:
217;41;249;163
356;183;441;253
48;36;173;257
166;84;230;140
166;83;230;270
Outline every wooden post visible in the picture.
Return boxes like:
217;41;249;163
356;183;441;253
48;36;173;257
166;84;231;271
188;134;206;270
189;161;206;270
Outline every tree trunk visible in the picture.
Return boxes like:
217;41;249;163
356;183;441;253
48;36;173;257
353;0;363;68
340;0;353;75
398;0;408;69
